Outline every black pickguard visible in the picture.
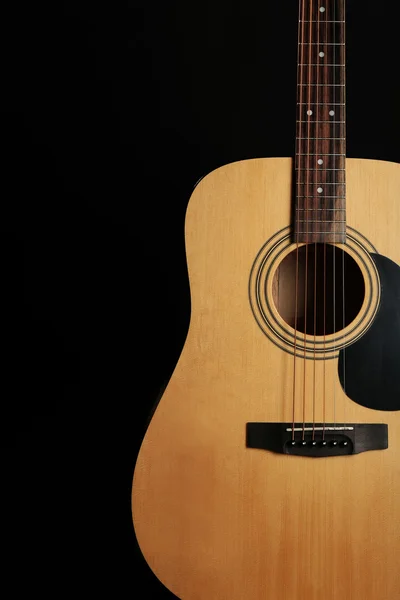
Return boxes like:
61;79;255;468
338;253;400;411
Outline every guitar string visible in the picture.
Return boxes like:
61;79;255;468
330;0;348;437
293;0;306;441
302;0;314;441
322;2;328;441
333;0;337;435
332;0;347;437
342;0;347;432
312;0;322;441
323;230;327;439
335;0;347;438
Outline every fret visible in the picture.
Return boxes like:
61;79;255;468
297;187;346;191
297;210;346;215
299;43;345;46
297;143;345;156
298;65;345;67
297;137;345;140
297;119;345;125
296;224;346;228
296;121;346;127
296;177;346;181
297;220;346;223
297;192;346;195
297;229;346;233
298;18;344;31
297;173;345;180
296;113;346;119
297;103;345;105
297;178;345;182
297;72;345;87
296;239;346;244
297;182;346;186
296;208;346;212
296;238;345;243
295;167;346;181
297;145;346;152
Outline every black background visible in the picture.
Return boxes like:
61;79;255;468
1;0;399;598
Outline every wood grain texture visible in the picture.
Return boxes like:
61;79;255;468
132;157;400;600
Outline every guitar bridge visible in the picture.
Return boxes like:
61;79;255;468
246;423;388;457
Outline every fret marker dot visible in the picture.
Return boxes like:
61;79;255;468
317;159;323;165
329;110;335;116
319;51;325;57
320;7;325;12
307;110;313;116
317;187;323;193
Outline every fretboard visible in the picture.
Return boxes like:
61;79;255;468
295;0;346;243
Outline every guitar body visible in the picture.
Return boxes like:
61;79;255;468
132;157;400;600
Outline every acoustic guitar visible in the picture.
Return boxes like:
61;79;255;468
132;1;400;598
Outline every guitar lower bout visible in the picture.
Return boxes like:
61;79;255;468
132;157;400;600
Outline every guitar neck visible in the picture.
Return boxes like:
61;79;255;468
295;0;346;244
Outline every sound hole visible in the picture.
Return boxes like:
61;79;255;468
272;244;365;336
